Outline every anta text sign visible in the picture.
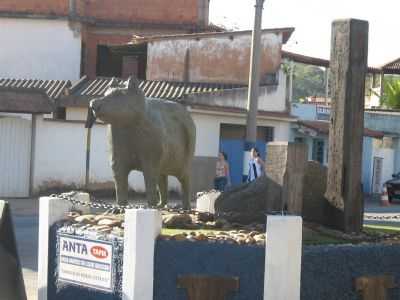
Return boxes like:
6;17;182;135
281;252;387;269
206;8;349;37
58;234;113;292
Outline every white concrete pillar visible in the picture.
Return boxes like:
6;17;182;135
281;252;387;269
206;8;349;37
264;216;302;300
37;195;89;300
122;209;162;300
38;197;72;300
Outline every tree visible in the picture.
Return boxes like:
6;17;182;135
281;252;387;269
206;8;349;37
381;79;400;109
291;63;326;102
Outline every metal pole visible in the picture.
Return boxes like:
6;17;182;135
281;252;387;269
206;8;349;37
289;60;294;103
243;0;265;182
325;67;330;104
85;127;91;190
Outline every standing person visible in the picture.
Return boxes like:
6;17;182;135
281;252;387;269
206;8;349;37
247;147;265;182
214;152;230;191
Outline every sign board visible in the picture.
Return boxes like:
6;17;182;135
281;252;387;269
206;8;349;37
58;234;114;292
316;105;331;121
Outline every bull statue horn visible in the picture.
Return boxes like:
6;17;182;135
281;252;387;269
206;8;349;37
126;76;139;90
109;77;119;88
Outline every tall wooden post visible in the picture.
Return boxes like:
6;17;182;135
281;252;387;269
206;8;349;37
243;0;265;182
325;19;369;233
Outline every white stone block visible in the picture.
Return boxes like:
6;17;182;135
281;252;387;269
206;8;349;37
37;196;88;300
196;191;220;214
75;192;90;203
264;216;302;300
122;209;162;300
38;197;71;300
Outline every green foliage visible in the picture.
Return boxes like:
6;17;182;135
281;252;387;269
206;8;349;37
291;63;326;102
381;79;400;109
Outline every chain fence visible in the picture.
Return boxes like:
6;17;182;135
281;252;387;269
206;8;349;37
51;191;400;222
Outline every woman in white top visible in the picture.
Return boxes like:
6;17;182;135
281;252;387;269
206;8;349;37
248;147;265;182
214;152;230;191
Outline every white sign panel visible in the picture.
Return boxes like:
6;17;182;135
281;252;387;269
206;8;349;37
58;234;114;292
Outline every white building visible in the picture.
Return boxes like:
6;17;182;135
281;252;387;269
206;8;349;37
0;18;82;81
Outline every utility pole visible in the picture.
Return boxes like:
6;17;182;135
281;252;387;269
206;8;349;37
243;0;265;181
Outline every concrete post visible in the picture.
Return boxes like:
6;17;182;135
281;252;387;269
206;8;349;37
265;142;307;214
285;143;308;214
243;0;265;181
122;209;162;300
264;216;302;300
37;195;89;300
325;19;369;233
38;197;73;300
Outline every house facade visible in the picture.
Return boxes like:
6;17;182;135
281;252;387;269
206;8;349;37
292;103;397;196
0;0;213;80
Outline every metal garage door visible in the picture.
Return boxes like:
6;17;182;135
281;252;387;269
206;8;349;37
0;116;31;197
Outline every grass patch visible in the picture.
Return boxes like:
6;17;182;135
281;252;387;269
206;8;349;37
302;228;347;245
364;224;400;235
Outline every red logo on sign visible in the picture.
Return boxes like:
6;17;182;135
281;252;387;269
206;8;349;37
90;246;108;259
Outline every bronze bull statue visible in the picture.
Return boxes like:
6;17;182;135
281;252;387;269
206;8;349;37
88;78;196;209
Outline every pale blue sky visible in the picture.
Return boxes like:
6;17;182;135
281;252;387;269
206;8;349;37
210;0;399;66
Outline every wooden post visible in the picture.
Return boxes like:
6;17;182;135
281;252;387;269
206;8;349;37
355;275;395;300
325;19;369;233
178;276;239;300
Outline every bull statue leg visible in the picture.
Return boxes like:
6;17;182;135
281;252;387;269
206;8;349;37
180;169;192;210
158;174;168;208
113;168;129;206
143;167;160;207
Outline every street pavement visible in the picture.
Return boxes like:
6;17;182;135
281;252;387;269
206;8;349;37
9;198;39;300
5;197;400;300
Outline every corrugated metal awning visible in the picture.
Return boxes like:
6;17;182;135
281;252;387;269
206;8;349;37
59;76;244;107
0;78;71;100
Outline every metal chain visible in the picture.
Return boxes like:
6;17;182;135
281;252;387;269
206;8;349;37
52;191;400;222
364;214;400;221
50;191;146;213
50;191;198;214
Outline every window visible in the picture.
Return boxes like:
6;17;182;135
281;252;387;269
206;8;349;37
54;107;66;120
261;72;279;86
294;137;304;144
265;127;274;142
312;139;325;164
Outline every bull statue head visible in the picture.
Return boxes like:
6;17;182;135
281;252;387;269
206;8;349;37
87;76;145;127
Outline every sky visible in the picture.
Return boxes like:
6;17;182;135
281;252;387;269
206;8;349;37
210;0;400;67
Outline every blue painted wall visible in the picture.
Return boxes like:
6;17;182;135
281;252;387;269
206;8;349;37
362;137;373;194
154;241;400;300
365;112;400;174
219;139;266;185
291;103;318;120
154;240;265;300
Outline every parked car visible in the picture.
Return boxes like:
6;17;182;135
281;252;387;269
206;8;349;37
385;173;400;202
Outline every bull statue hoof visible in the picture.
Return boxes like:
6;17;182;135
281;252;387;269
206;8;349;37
89;77;196;209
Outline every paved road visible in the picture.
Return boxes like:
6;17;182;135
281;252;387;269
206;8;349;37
9;198;39;300
6;197;400;300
